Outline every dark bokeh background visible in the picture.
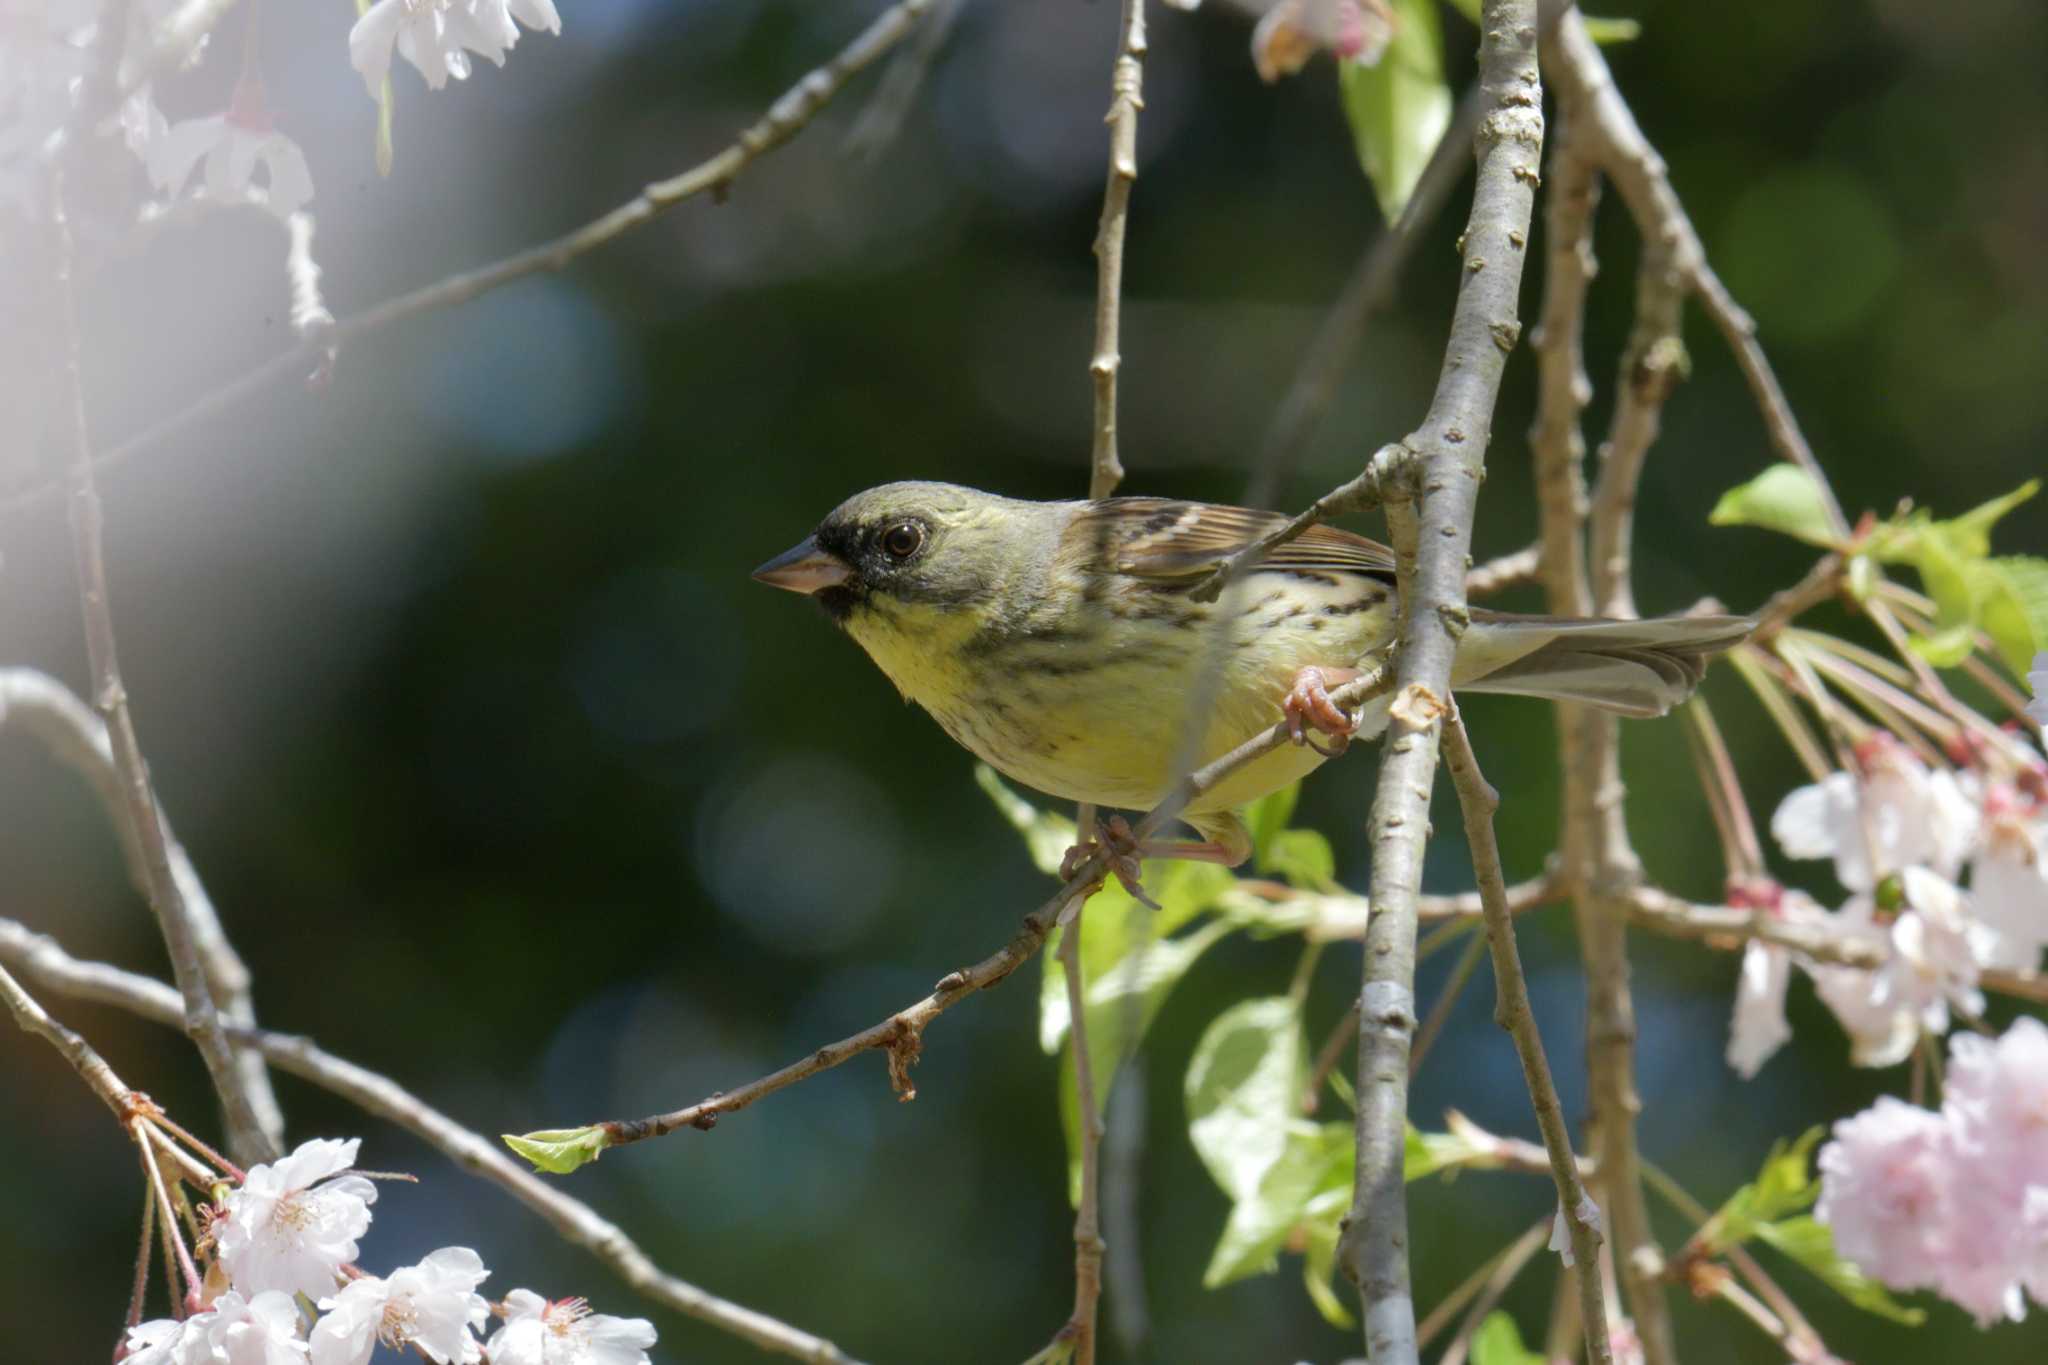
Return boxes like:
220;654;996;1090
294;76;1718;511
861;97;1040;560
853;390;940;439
3;0;2045;1360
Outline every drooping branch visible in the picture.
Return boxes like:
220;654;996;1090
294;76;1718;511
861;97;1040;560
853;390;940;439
0;919;871;1365
49;184;275;1163
1442;709;1611;1365
2;0;939;515
0;961;134;1119
1087;0;1147;500
0;668;286;1152
1338;5;1544;1358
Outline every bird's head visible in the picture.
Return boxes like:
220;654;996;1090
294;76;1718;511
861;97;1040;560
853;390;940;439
752;481;1040;625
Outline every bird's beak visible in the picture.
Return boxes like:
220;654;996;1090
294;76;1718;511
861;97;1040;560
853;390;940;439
751;536;853;595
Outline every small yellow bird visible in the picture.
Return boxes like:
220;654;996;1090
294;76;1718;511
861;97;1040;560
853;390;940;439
755;482;1748;880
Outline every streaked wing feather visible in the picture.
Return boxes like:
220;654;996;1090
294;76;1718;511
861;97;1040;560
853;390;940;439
1066;498;1397;582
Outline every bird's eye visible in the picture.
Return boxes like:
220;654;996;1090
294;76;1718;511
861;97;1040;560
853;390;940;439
881;521;925;560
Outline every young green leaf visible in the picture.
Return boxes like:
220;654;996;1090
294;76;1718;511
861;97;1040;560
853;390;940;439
1979;555;2048;676
1753;1216;1927;1325
1708;466;1839;547
502;1125;610;1175
1705;1127;1822;1248
1186;996;1306;1203
1337;0;1452;223
1202;1120;1350;1286
1469;1311;1548;1365
1268;827;1338;890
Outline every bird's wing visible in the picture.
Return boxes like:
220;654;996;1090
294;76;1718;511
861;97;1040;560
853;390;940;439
1063;498;1397;583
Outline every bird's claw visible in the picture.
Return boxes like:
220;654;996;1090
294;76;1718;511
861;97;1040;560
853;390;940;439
1058;814;1161;910
1284;666;1357;755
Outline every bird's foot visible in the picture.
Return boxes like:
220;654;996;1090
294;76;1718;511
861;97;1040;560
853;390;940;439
1060;814;1159;909
1060;815;1244;910
1283;665;1361;757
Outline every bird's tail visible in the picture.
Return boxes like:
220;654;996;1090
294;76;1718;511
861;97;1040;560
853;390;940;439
1452;610;1753;718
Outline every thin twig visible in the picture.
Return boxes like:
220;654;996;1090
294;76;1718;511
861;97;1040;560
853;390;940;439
1086;0;1147;500
0;668;286;1152
0;962;133;1118
2;0;938;515
1437;1217;1554;1365
0;919;870;1365
1338;8;1544;1358
1189;445;1406;602
1680;698;1763;880
1239;84;1485;510
1055;913;1106;1364
1417;1218;1551;1352
1528;21;1680;1358
50;180;274;1162
1620;886;2048;1004
1465;544;1540;599
611;664;1399;1141
1442;709;1612;1365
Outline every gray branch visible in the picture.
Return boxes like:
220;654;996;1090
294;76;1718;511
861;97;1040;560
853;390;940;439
1337;4;1544;1359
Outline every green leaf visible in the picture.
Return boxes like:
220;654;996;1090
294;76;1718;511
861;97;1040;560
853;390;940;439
1470;1312;1548;1365
974;765;1074;876
1980;555;2048;675
502;1125;610;1175
1244;781;1301;872
1754;1216;1927;1325
1708;1128;1822;1248
1337;0;1452;223
1269;828;1338;890
1300;1204;1355;1328
1186;997;1306;1203
1708;466;1839;548
1202;1121;1351;1286
1939;480;2040;558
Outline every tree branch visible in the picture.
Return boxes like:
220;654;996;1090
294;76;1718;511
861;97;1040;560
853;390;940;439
1443;709;1611;1364
1087;0;1147;500
0;668;287;1151
50;183;275;1163
0;919;870;1365
1;0;938;515
1337;6;1544;1358
0;960;134;1119
1055;913;1106;1363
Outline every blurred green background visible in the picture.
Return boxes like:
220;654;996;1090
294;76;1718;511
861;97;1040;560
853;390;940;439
2;0;2045;1360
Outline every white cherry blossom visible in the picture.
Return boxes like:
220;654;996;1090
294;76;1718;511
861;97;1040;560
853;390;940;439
143;81;311;221
127;1292;308;1365
217;1137;377;1300
348;0;561;102
309;1247;490;1365
1726;937;1794;1079
1771;735;1977;890
1871;866;1987;1037
484;1290;657;1365
1804;896;1919;1068
1970;782;2048;972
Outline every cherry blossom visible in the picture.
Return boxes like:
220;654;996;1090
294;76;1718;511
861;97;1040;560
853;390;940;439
309;1247;490;1365
1970;782;2048;972
348;0;561;102
217;1137;377;1300
483;1290;657;1365
1726;937;1794;1079
1819;1019;2048;1325
1815;1096;1956;1293
142;79;311;221
1770;735;1977;892
125;1292;308;1365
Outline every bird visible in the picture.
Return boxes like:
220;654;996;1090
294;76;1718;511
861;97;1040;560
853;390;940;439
753;481;1750;893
